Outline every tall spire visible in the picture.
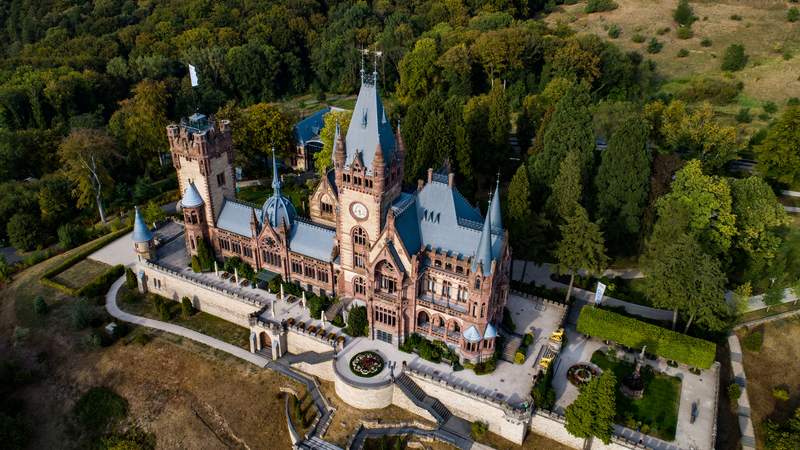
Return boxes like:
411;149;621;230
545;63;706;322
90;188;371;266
472;200;493;274
271;147;281;196
490;174;502;231
132;206;153;243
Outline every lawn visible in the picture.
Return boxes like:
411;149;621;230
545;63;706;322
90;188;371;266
118;287;250;348
52;258;110;290
737;318;800;448
591;350;681;441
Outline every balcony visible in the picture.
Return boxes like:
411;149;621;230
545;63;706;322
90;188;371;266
373;290;398;303
417;294;468;314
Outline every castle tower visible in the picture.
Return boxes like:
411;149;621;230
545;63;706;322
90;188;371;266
180;182;207;256
132;206;156;261
167;113;234;226
335;67;402;278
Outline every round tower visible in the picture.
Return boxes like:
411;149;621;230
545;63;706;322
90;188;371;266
180;182;207;256
132;206;156;261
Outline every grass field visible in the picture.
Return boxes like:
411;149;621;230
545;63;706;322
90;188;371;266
737;317;800;448
51;258;110;290
546;0;800;128
591;350;681;441
118;287;250;348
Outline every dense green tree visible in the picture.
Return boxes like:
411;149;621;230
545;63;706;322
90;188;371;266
763;408;800;450
314;110;352;175
397;38;439;105
58;129;118;223
730;176;789;262
565;371;617;444
108;80;170;167
657;160;736;257
346;305;369;337
531;83;594;190
594;114;651;249
555;206;608;303
38;173;74;229
221;103;294;175
673;0;695;26
658;101;739;172
487;81;510;153
753;106;800;187
547;150;583;221
721;44;748;71
7;212;40;251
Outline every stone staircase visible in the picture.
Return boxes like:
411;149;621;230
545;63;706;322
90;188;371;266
395;373;452;424
255;348;273;360
501;334;522;362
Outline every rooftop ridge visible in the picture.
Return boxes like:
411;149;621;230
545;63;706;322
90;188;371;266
294;216;336;233
391;193;416;215
430;172;449;183
451;186;482;218
226;197;261;211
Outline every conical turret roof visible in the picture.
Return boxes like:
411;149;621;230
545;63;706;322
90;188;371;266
490;177;502;231
181;182;204;208
471;201;494;274
132;206;153;243
262;148;296;228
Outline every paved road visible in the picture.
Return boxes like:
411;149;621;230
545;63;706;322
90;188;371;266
105;276;269;367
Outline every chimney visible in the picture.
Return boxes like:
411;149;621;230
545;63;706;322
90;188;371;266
417;179;424;191
448;172;455;188
427;168;433;183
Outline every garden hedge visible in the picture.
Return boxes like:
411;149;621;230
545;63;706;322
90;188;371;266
576;307;716;369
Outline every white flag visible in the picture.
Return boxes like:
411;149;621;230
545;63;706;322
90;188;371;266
594;282;606;305
189;64;199;87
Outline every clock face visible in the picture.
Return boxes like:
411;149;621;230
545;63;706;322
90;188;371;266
350;202;368;220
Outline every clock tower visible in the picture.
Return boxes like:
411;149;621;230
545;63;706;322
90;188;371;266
334;66;404;297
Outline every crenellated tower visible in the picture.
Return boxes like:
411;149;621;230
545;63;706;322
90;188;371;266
167;113;235;226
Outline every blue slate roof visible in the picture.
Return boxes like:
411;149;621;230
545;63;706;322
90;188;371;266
181;182;204;208
132;206;153;242
463;325;482;343
289;220;336;262
483;323;498;339
294;107;330;145
471;201;494;274
262;149;296;228
217;199;261;237
490;179;502;231
344;73;395;174
391;178;504;264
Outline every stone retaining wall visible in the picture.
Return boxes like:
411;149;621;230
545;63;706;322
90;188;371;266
334;376;395;409
139;262;260;327
391;387;437;423
286;328;336;354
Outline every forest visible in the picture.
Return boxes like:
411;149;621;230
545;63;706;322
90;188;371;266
0;0;799;341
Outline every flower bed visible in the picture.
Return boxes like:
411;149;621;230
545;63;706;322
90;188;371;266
349;351;385;378
567;363;599;387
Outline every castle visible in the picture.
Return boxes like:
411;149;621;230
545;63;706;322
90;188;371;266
164;70;511;363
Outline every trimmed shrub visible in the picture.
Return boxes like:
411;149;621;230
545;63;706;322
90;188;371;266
741;331;763;352
125;267;137;290
576;307;716;368
678;48;690;58
721;44;748;71
646;38;663;54
181;297;195;318
585;0;618;13
728;383;741;401
608;24;621;38
676;26;693;39
33;296;48;315
514;349;526;364
522;333;534;346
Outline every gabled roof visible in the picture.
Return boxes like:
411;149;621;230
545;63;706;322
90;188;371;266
289;220;336;262
344;72;395;174
132;206;153;243
181;182;204;208
391;177;504;262
217;199;261;237
294;107;330;145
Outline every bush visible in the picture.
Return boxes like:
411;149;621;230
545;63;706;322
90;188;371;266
83;330;104;348
331;314;345;327
789;7;799;22
764;286;784;306
741;331;763;352
677;76;743;105
308;293;331;319
676;26;693;39
471;421;488;440
73;387;128;433
576;307;716;368
195;238;214;271
772;387;790;401
700;37;712;47
7;213;40;251
57;223;86;249
514;349;526;364
763;101;778;114
70;299;94;330
730;14;742;21
674;0;695;26
736;108;752;123
607;24;621;38
181;297;195;318
522;333;534;346
677;48;690;58
585;0;617;13
125;267;137;290
728;383;741;401
191;255;201;273
721;44;748;71
631;33;646;43
345;305;368;337
656;26;671;36
33;296;48;315
646;38;663;54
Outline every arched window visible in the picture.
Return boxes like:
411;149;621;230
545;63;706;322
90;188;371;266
353;227;368;246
